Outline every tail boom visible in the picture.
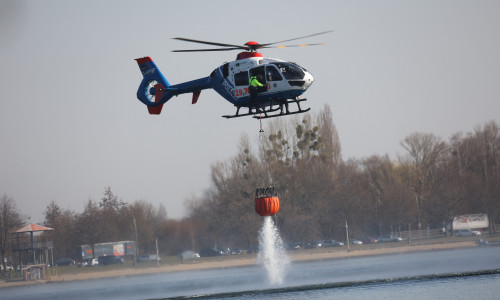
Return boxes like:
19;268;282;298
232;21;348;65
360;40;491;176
135;57;212;115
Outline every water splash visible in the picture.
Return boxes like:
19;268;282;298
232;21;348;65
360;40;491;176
257;216;290;285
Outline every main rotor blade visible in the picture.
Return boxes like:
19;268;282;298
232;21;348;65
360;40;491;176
173;37;247;49
259;30;334;48
172;47;244;52
261;43;327;49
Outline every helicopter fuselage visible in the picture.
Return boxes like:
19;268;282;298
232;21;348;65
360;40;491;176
135;52;314;117
210;53;314;107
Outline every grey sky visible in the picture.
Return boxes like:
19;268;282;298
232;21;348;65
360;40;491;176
1;0;499;223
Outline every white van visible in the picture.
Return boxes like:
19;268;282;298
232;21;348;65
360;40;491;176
455;229;481;237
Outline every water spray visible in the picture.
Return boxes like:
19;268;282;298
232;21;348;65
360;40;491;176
254;186;289;285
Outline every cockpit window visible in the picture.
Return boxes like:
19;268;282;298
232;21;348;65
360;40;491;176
266;65;283;81
271;62;305;80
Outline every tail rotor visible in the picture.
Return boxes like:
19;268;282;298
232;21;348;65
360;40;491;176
135;57;172;115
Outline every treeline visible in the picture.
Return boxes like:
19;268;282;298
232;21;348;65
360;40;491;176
41;188;197;259
1;105;499;265
0;188;195;265
186;105;500;249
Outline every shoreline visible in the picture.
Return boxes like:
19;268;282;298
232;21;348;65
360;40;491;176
0;240;477;289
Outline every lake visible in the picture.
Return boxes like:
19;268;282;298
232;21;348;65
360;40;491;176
2;246;499;299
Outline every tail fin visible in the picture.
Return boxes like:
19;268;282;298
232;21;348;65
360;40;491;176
135;57;173;115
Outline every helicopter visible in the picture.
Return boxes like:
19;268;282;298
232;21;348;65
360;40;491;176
134;31;332;119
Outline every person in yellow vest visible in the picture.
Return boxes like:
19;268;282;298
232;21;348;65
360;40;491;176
249;74;264;104
249;75;263;88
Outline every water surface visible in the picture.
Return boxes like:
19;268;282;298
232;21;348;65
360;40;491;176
2;246;499;299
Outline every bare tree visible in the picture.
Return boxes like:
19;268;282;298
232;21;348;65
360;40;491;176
427;157;466;235
77;199;103;258
330;160;368;237
43;201;77;258
400;132;447;226
317;104;342;167
0;195;23;273
127;200;159;254
363;155;413;235
472;121;500;232
99;187;127;241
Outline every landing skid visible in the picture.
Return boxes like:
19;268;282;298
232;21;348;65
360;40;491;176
254;107;311;119
222;98;310;119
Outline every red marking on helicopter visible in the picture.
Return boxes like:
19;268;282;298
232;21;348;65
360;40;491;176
147;83;164;115
135;56;153;65
235;88;249;97
236;52;263;60
192;90;201;104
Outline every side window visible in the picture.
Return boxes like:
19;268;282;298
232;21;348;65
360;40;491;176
266;65;283;82
222;63;229;78
234;71;248;86
250;66;266;82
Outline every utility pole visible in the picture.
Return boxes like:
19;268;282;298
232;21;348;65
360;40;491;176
155;238;160;266
345;220;350;251
132;214;138;264
126;203;139;264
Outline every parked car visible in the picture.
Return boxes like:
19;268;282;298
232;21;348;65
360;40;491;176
54;258;75;266
180;250;200;263
319;240;331;247
219;247;242;255
304;241;318;249
199;248;224;257
315;241;326;248
138;254;161;262
228;248;242;255
98;256;124;266
377;235;403;242
350;239;363;245
0;264;14;271
285;242;302;250
361;237;378;244
455;229;481;237
81;258;98;267
322;240;344;247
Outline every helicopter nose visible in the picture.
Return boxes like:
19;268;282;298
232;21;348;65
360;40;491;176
303;72;314;89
